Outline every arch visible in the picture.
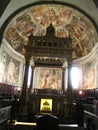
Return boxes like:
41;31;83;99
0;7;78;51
0;1;98;46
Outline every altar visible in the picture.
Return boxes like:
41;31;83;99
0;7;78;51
28;92;65;116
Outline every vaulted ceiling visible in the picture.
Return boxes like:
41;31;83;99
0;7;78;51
1;1;98;60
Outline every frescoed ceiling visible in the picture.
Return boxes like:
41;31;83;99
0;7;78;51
4;4;98;59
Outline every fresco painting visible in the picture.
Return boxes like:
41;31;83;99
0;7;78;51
83;60;96;90
33;67;62;90
0;51;20;86
4;4;97;58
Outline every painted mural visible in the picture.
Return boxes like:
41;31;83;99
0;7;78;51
0;51;20;86
33;67;62;90
82;59;96;90
4;4;97;58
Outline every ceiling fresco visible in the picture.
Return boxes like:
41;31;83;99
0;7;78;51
4;4;98;59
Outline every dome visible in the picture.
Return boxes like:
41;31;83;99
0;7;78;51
1;2;98;59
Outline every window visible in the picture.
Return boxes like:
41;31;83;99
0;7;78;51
71;67;82;89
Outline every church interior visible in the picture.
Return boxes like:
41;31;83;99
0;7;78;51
0;0;98;130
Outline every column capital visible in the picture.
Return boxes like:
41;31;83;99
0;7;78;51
24;53;32;66
66;55;73;64
62;66;66;71
31;65;35;69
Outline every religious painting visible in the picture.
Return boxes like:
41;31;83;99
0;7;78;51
15;13;35;36
33;67;62;90
5;4;97;58
82;59;96;90
1;51;20;86
5;27;26;51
